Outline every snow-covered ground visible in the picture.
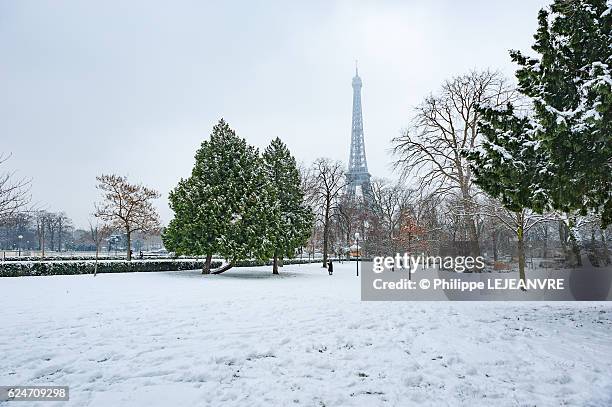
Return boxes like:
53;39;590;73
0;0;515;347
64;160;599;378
1;263;611;406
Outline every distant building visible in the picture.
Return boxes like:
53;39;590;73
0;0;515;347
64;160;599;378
346;64;372;201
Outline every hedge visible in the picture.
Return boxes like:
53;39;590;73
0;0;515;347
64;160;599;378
1;255;171;262
0;260;222;277
1;258;330;277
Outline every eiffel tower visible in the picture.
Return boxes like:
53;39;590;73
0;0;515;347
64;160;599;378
346;64;372;200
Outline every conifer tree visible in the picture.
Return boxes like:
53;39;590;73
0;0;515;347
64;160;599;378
509;0;611;225
467;104;550;282
163;119;273;273
262;138;313;274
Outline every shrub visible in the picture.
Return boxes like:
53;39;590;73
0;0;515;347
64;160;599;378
0;257;325;277
1;254;171;262
0;260;222;277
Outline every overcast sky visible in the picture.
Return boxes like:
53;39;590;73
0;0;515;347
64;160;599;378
0;0;550;228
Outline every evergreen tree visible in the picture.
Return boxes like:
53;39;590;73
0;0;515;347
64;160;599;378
262;138;313;274
467;103;550;282
163;119;273;273
509;0;612;225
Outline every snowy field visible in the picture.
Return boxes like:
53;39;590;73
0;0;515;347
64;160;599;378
1;263;611;407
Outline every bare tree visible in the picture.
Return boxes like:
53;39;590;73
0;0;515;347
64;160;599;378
368;179;415;255
559;212;600;267
0;212;32;252
35;210;53;259
393;70;517;257
0;153;31;224
480;198;508;262
308;159;346;267
337;197;361;256
411;192;444;253
55;212;72;252
46;213;56;253
94;174;161;261
479;201;556;283
89;221;113;276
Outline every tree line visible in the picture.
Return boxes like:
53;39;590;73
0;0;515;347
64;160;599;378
1;0;609;283
391;0;611;282
304;0;611;283
0;210;72;253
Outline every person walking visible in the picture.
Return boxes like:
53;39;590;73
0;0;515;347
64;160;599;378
327;260;334;275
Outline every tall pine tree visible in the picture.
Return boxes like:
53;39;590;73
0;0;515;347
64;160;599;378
509;0;611;225
263;138;313;274
467;104;550;282
163;119;273;273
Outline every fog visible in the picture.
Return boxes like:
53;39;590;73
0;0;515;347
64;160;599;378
0;0;549;227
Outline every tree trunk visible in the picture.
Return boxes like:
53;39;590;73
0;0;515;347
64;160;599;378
346;230;350;257
211;262;233;274
94;245;99;276
57;218;63;252
202;253;212;274
492;229;498;261
517;223;526;286
460;185;480;257
48;225;55;253
543;226;548;258
601;229;610;265
322;205;330;268
467;217;480;257
569;234;582;267
126;230;132;261
559;220;567;253
273;252;279;275
41;228;45;260
565;217;582;267
37;224;42;251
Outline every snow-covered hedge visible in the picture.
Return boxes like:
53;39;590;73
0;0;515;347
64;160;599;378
0;260;222;277
1;255;171;262
1;258;327;277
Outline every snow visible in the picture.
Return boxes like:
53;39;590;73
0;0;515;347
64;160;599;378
489;144;510;160
1;263;611;406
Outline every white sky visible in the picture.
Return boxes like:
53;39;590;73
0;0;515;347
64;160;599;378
0;0;549;228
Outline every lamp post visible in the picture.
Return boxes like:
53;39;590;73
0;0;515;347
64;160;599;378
18;235;23;257
355;232;360;276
